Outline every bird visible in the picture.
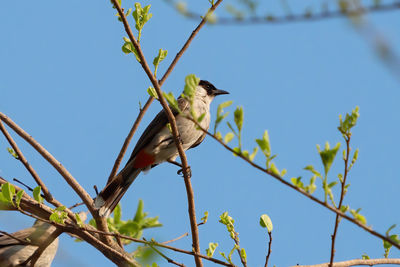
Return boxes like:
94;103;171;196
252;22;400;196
0;220;59;267
94;80;229;217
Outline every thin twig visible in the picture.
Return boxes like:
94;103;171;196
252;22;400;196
329;136;351;266
162;232;189;244
107;96;154;183
108;0;222;183
0;120;52;200
264;232;272;267
144;238;187;267
169;2;400;25
188;117;400;250
110;1;224;266
295;258;400;267
233;233;247;267
77;227;234;267
0;112;114;246
0;230;31;245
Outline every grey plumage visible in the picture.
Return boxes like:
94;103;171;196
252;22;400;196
95;80;228;217
0;220;59;267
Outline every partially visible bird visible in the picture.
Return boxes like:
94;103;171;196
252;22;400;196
0;220;59;267
95;80;228;217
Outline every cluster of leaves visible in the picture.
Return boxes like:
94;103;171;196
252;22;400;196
218;212;247;265
0;182;24;209
293;107;362;217
214;103;286;177
121;2;153;60
89;200;162;245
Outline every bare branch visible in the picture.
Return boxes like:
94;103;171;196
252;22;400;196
0;120;52;201
0;113;115;246
109;1;224;266
295;258;400;267
168;2;400;25
74;226;235;267
188;118;400;251
107;97;154;183
329;137;351;266
264;232;272;267
0;113;93;214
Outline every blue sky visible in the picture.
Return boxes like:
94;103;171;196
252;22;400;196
1;1;400;266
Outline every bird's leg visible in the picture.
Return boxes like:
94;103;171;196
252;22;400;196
167;159;192;177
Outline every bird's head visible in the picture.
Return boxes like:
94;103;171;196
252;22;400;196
196;80;229;103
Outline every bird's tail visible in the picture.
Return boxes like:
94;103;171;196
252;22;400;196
94;164;141;217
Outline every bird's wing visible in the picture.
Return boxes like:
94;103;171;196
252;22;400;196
127;98;190;162
189;132;207;149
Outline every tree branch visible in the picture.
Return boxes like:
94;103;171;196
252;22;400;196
168;2;400;25
108;0;224;183
188;118;400;251
0;120;53;200
107;96;154;183
0;113;115;246
329;137;351;266
109;1;223;266
295;258;400;267
264;232;272;267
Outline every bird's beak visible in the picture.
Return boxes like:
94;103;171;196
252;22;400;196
213;89;229;96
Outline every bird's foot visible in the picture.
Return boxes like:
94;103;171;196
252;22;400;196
177;166;191;178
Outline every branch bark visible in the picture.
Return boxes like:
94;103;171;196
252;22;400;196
0;113;115;246
329;137;351;266
295;258;400;267
169;2;400;25
189;118;400;251
109;1;224;266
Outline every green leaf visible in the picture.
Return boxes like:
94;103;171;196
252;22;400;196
183;74;200;103
206;242;218;257
163;92;180;113
350;209;367;225
122;37;140;62
153;49;168;76
256;130;271;157
340;205;349;213
147;87;158;99
114;203;122;224
232;147;241;156
362;253;370;259
2;182;16;204
134;199;145;222
234;106;244;132
268;162;280;176
328;181;338;188
215;131;222;140
75;213;84;227
196;113;206;124
33;186;43;204
201;211;209;224
240;248;247;263
15;190;24;208
132;3;152;41
386;224;397;236
338;106;360;135
7;148;18;159
317;142;341;176
249;147;258;161
224;132;234;144
304;165;322;178
260;214;273;233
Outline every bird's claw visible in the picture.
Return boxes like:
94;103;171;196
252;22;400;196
177;166;191;177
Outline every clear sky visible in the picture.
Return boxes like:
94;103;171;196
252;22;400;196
1;1;400;266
